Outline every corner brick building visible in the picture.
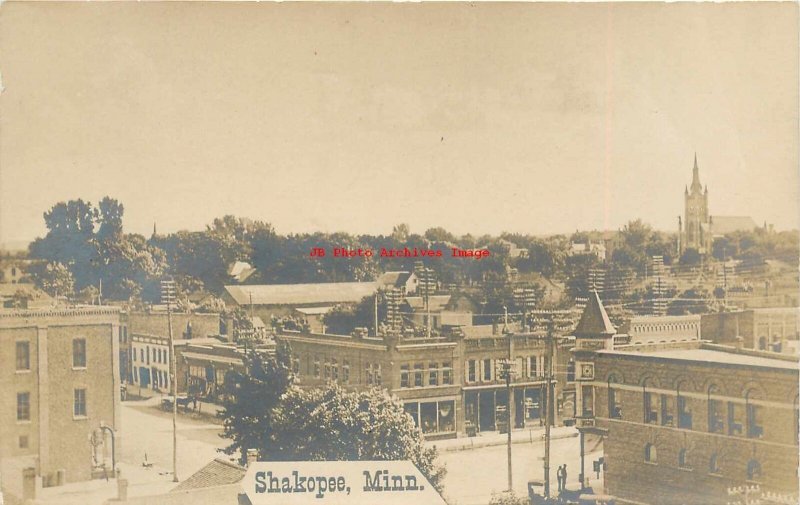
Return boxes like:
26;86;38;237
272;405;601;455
0;307;122;502
573;293;799;505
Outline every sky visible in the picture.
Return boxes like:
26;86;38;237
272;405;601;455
0;2;797;246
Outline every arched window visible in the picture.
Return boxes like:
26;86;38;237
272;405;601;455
746;460;761;481
608;375;622;419
678;448;690;469
644;444;657;463
707;384;724;433
643;379;658;424
745;389;764;438
677;381;692;429
709;454;721;474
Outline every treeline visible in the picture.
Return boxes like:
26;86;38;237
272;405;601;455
23;197;799;308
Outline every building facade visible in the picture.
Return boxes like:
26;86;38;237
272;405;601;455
277;325;569;439
701;308;798;354
572;295;799;505
0;307;122;502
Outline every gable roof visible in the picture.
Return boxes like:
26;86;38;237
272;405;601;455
171;458;247;492
225;282;378;306
574;290;616;338
709;216;759;235
377;271;415;288
404;295;451;312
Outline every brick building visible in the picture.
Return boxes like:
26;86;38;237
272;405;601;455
277;323;570;439
701;307;798;354
572;294;799;505
0;307;122;502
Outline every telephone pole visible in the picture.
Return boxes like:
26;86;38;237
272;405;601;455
161;278;179;483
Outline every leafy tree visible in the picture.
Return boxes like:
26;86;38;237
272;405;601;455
391;223;410;243
323;294;386;335
30;262;74;299
424;227;457;244
218;343;293;464
679;248;702;266
269;384;446;493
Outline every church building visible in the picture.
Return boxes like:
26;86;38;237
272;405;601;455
678;155;759;255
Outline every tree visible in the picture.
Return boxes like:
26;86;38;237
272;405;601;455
218;343;293;464
680;248;702;266
391;223;410;243
269;384;446;493
323;295;386;335
30;262;74;299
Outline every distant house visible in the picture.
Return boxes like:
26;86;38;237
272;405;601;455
377;271;418;295
227;261;257;284
0;283;54;310
223;281;380;320
293;306;334;333
569;241;607;261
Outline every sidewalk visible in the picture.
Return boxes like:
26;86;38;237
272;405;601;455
429;425;578;452
123;395;224;422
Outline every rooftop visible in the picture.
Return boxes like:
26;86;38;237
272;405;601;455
598;347;799;371
225;282;378;306
171;458;246;492
574;291;616;337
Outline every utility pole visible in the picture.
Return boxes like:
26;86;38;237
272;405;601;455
543;316;554;499
501;306;512;491
374;293;379;337
161;278;179;483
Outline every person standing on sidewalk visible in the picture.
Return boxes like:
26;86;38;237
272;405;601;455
562;464;568;491
556;465;564;492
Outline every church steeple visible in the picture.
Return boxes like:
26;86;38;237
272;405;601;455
690;153;702;193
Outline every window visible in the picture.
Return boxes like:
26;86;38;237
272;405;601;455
19;435;29;449
74;389;87;417
644;390;658;424
400;365;410;388
677;387;692;429
608;376;622;419
709;454;721;474
746;391;763;438
442;362;453;385
566;360;575;382
466;360;477;383
146;346;150;365
17;392;30;421
342;359;349;383
313;356;321;378
728;402;744;436
16;341;30;371
414;363;424;387
140;349;144;363
528;356;538;378
582;385;594;417
373;363;382;385
482;359;492;382
72;338;87;368
661;395;675;426
644;444;657;463
323;358;331;380
746;460;761;481
708;385;724;433
331;358;339;382
429;362;439;386
678;448;690;469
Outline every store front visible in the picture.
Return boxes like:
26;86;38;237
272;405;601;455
403;398;457;438
464;385;545;433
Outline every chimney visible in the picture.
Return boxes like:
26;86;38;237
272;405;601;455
246;449;258;467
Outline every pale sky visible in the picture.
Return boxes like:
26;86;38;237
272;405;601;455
1;2;798;245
